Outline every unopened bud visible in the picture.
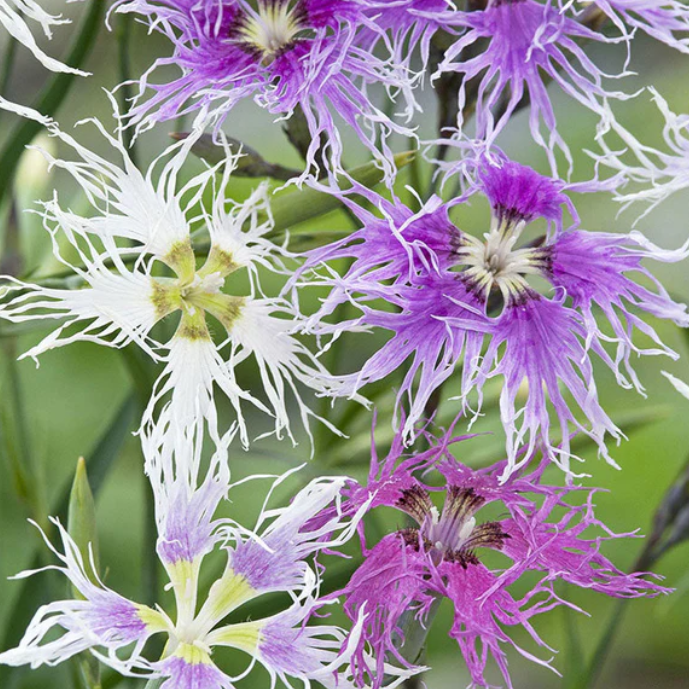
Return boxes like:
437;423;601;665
68;457;100;589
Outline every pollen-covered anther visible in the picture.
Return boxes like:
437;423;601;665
234;1;309;63
398;527;432;552
411;485;510;566
442;486;486;526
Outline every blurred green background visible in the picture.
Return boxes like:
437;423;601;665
1;3;689;688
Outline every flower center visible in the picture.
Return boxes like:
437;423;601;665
396;485;509;567
235;1;308;63
152;241;245;341
455;212;547;305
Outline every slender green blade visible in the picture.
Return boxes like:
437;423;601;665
0;0;107;208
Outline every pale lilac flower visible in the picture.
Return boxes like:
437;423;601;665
0;0;88;75
301;154;689;477
112;0;414;179
338;430;670;688
357;0;453;78
0;435;378;688
0;103;338;448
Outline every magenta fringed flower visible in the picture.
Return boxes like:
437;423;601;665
337;430;670;688
113;0;413;178
301;155;689;477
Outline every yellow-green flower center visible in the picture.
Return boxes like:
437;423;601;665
152;240;245;340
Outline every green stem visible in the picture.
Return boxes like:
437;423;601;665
578;548;658;688
0;0;106;209
142;477;159;606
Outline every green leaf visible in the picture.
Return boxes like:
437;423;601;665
562;599;586;689
143;679;164;689
73;654;102;689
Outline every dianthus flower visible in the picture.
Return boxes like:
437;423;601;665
0;0;88;74
419;0;627;169
0;433;382;688
112;0;414;180
337;429;670;688
299;154;689;477
0;104;337;449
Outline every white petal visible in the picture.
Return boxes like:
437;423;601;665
144;335;268;451
0;268;162;361
229;299;342;444
0;0;89;75
25;101;215;260
207;172;283;274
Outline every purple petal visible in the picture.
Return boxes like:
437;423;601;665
476;292;621;477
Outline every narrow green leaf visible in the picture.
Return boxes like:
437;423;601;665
0;342;47;528
73;654;102;689
144;679;164;689
101;671;127;689
562;600;586;689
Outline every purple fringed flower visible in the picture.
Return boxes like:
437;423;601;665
426;0;625;169
301;154;689;477
112;0;413;179
338;430;670;689
357;0;452;78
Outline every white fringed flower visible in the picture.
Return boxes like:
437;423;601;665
0;0;88;74
0;101;337;448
